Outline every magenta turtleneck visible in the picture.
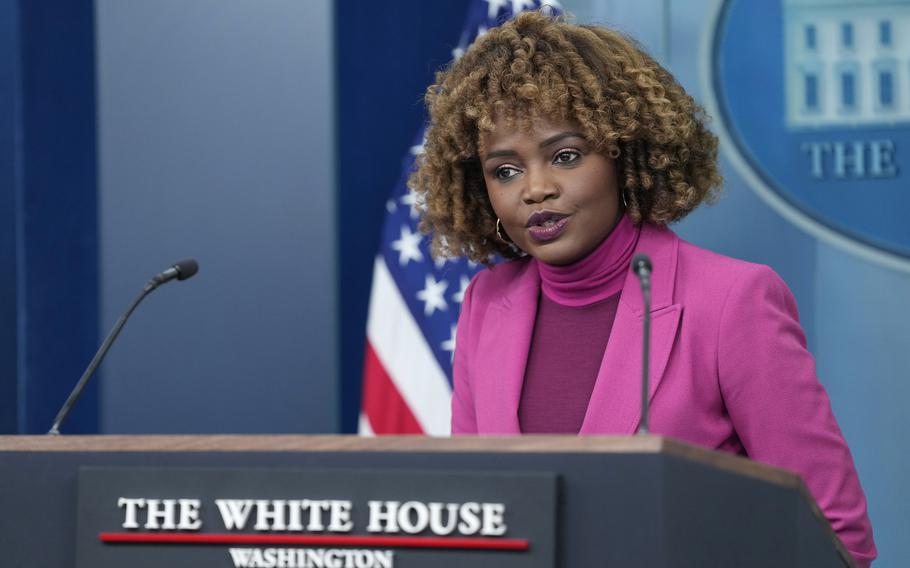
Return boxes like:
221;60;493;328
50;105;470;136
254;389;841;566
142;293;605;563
519;214;640;434
535;213;639;306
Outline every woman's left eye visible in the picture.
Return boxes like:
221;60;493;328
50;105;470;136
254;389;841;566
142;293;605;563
553;150;581;165
494;166;521;181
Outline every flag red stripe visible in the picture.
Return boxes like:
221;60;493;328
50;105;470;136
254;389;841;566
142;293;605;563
98;532;529;550
362;341;424;434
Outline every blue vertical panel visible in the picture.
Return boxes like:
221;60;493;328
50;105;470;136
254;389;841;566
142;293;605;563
2;1;99;433
336;0;472;432
0;0;21;433
96;0;336;434
21;1;99;433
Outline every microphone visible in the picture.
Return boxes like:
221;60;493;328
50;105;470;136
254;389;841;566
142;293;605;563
631;253;652;435
47;259;199;435
151;258;199;286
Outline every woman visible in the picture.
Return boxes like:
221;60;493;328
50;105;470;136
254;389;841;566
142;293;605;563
410;11;875;567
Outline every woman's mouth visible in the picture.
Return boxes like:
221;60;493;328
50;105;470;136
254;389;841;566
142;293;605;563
526;213;570;242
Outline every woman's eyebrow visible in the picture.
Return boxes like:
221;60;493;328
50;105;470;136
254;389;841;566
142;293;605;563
483;132;585;163
483;149;518;162
540;131;585;148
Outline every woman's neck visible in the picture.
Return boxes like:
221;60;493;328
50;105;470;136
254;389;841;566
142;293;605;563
535;214;639;307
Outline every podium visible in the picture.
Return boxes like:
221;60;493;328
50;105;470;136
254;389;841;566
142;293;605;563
0;435;854;567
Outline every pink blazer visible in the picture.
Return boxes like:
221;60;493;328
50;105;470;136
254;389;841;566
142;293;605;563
452;223;876;566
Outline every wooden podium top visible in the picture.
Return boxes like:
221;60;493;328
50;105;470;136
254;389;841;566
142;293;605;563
0;434;796;487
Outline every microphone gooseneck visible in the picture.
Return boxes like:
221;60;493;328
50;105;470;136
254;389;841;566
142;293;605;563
631;253;652;435
47;259;199;435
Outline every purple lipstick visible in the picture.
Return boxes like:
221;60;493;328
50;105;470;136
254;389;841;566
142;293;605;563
526;210;570;242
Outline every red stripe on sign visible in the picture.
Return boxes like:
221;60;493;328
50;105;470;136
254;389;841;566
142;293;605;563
98;533;529;550
362;341;424;434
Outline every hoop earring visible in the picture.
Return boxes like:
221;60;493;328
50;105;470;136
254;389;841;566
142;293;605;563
621;190;628;209
496;218;512;243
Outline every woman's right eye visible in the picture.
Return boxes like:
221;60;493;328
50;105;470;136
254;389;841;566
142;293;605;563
494;165;520;181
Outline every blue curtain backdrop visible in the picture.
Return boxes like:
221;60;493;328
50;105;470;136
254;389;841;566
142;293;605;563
0;0;21;434
0;0;98;434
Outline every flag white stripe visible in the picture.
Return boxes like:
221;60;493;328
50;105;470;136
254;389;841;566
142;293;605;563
366;257;452;435
358;412;376;437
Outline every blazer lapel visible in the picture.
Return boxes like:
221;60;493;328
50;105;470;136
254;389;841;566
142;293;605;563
580;224;683;434
474;263;540;434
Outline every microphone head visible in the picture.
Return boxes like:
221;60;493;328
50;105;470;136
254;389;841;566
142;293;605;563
173;259;199;281
631;253;652;275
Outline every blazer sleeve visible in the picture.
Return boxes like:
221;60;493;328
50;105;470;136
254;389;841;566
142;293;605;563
717;264;876;567
451;275;478;434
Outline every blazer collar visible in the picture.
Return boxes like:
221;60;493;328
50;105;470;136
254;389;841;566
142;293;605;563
581;223;682;434
474;261;539;434
618;222;678;315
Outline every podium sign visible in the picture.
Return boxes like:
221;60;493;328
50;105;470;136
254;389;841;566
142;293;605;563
75;467;557;568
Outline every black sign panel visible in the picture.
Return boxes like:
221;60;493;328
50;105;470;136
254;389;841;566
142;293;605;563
76;467;557;568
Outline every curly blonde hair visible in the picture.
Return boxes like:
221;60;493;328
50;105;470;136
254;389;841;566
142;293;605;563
410;11;722;263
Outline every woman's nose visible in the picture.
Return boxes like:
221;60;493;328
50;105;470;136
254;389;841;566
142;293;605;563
521;167;559;204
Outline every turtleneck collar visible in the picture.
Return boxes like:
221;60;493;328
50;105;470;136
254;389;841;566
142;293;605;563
535;213;640;307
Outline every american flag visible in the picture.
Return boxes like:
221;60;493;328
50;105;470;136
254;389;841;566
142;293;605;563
360;0;561;436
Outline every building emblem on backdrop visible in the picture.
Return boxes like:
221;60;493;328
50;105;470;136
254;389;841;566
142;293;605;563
705;0;910;270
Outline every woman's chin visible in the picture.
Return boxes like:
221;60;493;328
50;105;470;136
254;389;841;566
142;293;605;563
529;241;585;266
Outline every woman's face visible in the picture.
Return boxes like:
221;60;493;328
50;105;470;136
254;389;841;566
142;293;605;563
481;116;623;266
